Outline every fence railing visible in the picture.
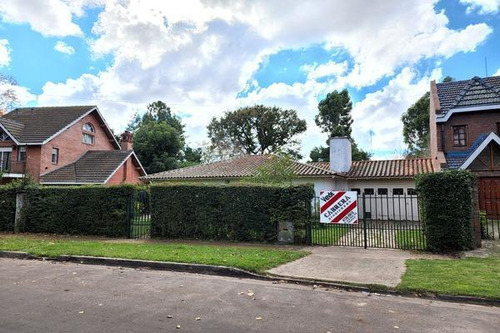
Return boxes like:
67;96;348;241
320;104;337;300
307;194;425;250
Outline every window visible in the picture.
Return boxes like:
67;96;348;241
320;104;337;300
407;188;417;196
17;146;26;162
393;188;404;195
351;188;361;194
453;125;467;147
51;148;59;164
363;188;374;195
82;122;95;145
0;148;11;172
377;188;388;195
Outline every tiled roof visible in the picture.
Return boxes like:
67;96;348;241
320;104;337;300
309;159;434;179
0;106;96;143
40;150;135;184
436;76;500;117
445;133;490;169
144;155;435;181
143;155;333;180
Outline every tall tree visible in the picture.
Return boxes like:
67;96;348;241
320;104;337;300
0;74;19;111
129;101;200;173
207;105;307;160
401;76;453;157
310;89;371;162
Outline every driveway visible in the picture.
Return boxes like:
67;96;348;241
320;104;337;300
0;258;498;333
267;246;447;287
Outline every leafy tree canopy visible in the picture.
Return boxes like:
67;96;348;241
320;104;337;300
0;73;19;112
207;105;307;160
243;154;296;185
128;101;200;173
311;89;371;162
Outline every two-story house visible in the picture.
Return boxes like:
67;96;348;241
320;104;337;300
0;105;146;185
429;76;500;216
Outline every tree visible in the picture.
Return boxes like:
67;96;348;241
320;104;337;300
0;74;19;111
207;105;307;160
401;77;454;157
243;154;296;185
310;89;371;162
129;101;201;173
401;92;430;157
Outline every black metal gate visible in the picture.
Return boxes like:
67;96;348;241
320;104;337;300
306;193;425;250
128;190;151;239
479;178;500;240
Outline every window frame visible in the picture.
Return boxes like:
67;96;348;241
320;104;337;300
17;146;27;162
407;188;417;196
51;147;59;164
392;188;404;196
363;188;374;195
452;125;468;147
377;188;388;195
82;122;95;145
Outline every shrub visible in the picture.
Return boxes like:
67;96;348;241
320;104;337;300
20;185;137;237
416;170;475;252
150;183;314;242
0;187;16;232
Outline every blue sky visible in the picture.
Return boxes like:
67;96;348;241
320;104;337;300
0;0;499;160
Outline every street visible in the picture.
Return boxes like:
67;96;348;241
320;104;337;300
0;258;498;333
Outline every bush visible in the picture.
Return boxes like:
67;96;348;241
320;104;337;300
150;183;314;242
0;187;16;232
20;185;137;237
416;170;475;252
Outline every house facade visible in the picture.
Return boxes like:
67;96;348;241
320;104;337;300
429;76;500;216
0;106;146;185
143;138;434;220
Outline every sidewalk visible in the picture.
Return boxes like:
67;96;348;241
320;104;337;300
267;246;448;287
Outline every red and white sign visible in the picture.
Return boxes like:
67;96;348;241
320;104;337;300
320;190;358;224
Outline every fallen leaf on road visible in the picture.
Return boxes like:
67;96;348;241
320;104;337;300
357;302;367;307
78;311;84;314
247;290;254;297
256;317;262;320
176;325;181;329
167;315;173;319
394;326;399;329
195;317;201;321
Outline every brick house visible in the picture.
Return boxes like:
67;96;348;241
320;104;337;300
429;76;500;216
0;106;146;185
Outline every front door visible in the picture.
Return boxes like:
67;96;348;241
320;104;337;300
479;177;500;218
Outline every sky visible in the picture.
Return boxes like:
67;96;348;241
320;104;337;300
0;0;499;160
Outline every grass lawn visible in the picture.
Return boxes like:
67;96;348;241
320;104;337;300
311;225;350;245
395;230;426;250
399;257;500;299
0;235;308;273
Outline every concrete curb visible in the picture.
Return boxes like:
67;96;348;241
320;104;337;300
1;250;499;307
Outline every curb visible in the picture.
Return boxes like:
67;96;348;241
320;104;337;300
1;250;499;307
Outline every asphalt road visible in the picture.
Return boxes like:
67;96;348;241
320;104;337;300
0;258;499;333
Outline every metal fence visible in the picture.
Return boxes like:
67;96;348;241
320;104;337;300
307;194;425;250
128;190;151;239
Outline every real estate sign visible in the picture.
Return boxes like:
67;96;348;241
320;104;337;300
320;190;358;224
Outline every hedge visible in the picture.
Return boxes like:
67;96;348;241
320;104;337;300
20;185;137;237
150;183;314;242
416;170;475;252
0;187;16;232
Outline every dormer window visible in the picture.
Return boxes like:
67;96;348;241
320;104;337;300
82;123;95;145
453;125;467;147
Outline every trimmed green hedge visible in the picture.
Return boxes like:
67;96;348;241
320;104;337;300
20;185;136;237
416;170;475;252
0;187;16;232
150;183;314;242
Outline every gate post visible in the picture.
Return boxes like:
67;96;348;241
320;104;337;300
14;191;26;233
471;180;482;248
362;193;367;249
126;194;133;239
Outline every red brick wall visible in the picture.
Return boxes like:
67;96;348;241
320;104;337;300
40;111;117;176
106;156;143;185
437;110;500;153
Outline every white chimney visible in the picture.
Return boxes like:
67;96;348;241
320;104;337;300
329;137;352;173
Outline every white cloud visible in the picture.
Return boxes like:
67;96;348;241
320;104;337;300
0;0;98;37
0;40;11;67
460;0;500;14
30;0;493;159
494;68;500;76
54;41;75;55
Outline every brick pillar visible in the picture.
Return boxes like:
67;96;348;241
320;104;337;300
121;131;133;151
471;180;482;249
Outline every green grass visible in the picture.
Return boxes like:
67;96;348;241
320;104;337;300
399;257;500;299
395;230;426;250
311;226;350;245
0;235;308;273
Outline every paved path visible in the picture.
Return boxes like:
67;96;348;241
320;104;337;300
1;258;498;333
268;246;446;287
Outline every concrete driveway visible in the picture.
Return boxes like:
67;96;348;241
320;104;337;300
267;246;447;287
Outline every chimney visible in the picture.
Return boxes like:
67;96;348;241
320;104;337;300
121;131;133;151
329;137;352;173
0;109;4;117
